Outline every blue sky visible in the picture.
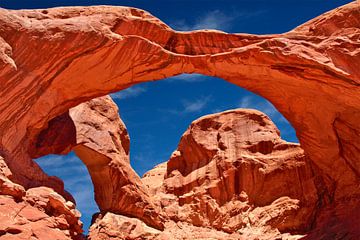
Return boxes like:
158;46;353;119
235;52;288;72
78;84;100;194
1;0;352;232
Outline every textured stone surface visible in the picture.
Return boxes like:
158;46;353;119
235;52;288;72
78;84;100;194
0;1;359;239
31;96;163;229
0;95;163;238
0;181;83;240
88;109;318;239
161;110;318;233
89;212;247;240
69;96;163;229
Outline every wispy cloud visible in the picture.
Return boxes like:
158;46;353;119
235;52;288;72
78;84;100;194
183;96;212;113
170;9;265;31
132;149;172;177
172;10;235;31
193;10;235;30
68;183;98;215
35;155;86;174
158;96;212;115
110;86;146;100
167;74;206;83
239;96;299;142
211;108;223;114
238;96;286;123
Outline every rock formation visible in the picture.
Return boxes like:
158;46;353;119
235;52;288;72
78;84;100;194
0;156;83;239
69;96;163;230
88;109;319;239
162;110;318;233
33;96;164;230
0;1;359;239
0;95;163;239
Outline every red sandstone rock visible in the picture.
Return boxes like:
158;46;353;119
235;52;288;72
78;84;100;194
0;96;163;238
161;110;318;232
0;184;83;240
0;1;359;239
89;212;247;240
89;109;318;239
88;213;162;240
30;96;164;229
69;96;163;229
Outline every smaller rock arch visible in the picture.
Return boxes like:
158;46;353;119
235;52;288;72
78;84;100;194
30;96;164;230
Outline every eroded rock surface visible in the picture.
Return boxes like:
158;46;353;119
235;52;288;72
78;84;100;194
69;96;163;230
0;95;163;239
0;157;82;240
89;109;319;239
162;110;318;233
31;96;163;229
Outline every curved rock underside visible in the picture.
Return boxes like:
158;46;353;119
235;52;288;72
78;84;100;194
0;1;359;239
31;96;164;230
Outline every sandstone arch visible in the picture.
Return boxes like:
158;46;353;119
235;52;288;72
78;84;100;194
31;96;164;229
0;1;359;238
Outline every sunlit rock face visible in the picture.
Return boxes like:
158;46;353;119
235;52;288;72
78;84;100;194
119;109;317;240
0;1;359;239
0;156;83;239
162;110;318;233
69;96;164;230
0;96;162;239
29;96;164;230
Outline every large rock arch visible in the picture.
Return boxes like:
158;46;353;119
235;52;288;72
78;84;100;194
0;1;359;238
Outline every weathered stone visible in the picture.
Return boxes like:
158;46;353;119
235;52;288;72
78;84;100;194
0;186;83;240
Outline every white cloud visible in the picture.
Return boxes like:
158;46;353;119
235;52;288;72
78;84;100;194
35;155;85;173
238;96;298;142
194;10;234;30
238;96;252;109
158;96;212;115
110;86;146;100
172;10;234;31
238;96;287;123
170;9;265;32
70;184;98;215
167;74;206;83
211;108;223;114
183;96;212;113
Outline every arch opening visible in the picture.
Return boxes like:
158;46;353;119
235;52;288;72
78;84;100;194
110;74;298;176
35;152;98;232
30;73;300;235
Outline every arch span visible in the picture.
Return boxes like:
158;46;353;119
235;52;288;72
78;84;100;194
32;96;164;229
0;1;359;237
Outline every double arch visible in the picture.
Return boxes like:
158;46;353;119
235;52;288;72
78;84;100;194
0;1;359;234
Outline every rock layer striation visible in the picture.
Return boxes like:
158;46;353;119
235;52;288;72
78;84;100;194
89;109;318;239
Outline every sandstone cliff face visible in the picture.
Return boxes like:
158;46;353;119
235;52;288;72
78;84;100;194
162;110;318;233
0;1;359;239
89;109;318;239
